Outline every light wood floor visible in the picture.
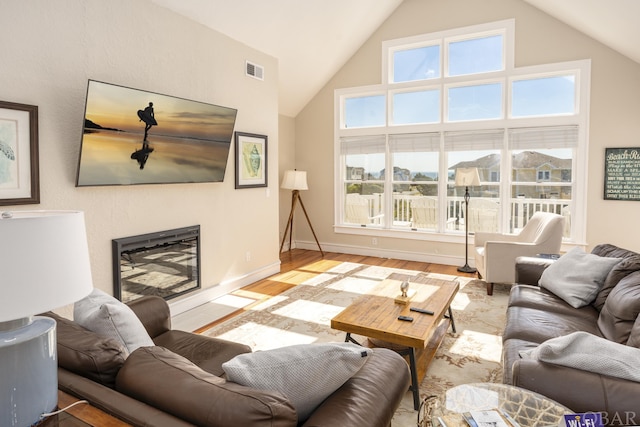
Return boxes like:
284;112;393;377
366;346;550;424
193;248;476;333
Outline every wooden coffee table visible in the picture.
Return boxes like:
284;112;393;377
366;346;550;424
331;276;459;410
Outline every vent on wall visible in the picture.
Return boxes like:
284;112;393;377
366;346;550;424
246;61;264;81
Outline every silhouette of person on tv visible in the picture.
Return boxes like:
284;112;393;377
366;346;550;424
130;141;154;169
137;102;157;141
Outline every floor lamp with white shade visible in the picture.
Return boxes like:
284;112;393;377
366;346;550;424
455;168;481;273
280;170;324;256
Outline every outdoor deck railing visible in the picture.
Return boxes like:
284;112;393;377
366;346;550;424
347;193;571;235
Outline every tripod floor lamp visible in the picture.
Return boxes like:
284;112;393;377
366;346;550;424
455;167;481;273
280;170;324;256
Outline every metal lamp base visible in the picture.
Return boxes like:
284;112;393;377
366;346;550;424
0;316;58;427
457;264;477;274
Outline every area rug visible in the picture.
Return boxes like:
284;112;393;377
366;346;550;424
200;262;510;427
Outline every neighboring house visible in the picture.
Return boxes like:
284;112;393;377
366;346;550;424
451;151;571;199
346;166;365;180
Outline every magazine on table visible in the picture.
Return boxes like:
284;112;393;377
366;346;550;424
468;410;516;427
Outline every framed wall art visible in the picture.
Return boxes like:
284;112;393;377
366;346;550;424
604;147;640;201
0;101;39;205
235;131;268;189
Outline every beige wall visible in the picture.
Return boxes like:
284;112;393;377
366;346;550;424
1;0;280;312
294;0;640;261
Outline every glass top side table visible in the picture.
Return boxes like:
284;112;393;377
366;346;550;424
432;383;572;427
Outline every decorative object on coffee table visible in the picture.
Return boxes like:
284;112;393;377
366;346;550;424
0;210;93;427
455;167;481;273
395;280;416;304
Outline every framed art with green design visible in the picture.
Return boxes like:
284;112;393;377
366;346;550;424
235;131;267;189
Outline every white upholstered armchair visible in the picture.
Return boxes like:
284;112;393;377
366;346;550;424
474;211;565;295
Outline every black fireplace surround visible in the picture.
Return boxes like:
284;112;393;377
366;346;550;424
112;225;200;303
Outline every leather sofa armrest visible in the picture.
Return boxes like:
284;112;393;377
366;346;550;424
512;359;640;422
515;256;554;285
127;295;171;339
153;330;252;377
301;348;410;427
59;368;193;427
116;346;297;427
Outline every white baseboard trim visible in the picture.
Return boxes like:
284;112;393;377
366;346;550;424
293;239;473;268
168;260;281;317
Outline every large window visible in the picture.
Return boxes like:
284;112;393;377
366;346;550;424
335;20;589;243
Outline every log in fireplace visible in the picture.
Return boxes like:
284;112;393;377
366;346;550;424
112;225;200;303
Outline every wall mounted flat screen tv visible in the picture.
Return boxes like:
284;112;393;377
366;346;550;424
76;80;237;186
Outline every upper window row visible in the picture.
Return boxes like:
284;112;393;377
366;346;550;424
392;33;504;83
343;73;576;128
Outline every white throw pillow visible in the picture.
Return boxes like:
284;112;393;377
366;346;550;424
539;247;621;308
74;289;154;353
222;342;371;422
520;331;640;382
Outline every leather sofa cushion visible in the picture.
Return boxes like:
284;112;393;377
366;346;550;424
116;346;297;427
592;244;640;311
594;254;640;311
502;338;539;384
153;330;252;377
127;295;171;339
503;305;601;343
626;315;640;348
301;348;410;427
508;285;600;320
598;270;640;344
42;312;127;388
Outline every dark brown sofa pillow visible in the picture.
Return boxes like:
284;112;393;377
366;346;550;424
116;346;297;427
592;244;640;311
41;312;127;388
594;255;640;311
597;270;640;344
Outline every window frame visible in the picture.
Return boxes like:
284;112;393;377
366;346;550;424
335;19;589;246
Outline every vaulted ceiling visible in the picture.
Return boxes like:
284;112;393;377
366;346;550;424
150;0;640;117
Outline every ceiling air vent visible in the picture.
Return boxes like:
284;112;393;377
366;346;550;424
246;61;264;81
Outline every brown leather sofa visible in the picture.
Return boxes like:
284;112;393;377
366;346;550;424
503;244;640;425
44;295;410;427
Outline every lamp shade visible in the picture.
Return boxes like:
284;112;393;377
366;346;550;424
454;167;481;187
281;170;308;190
0;210;93;322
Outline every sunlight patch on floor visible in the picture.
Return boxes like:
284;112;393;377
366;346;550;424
448;329;502;363
299;259;347;273
271;299;345;325
249;295;289;311
215;322;319;351
451;292;472;310
327;276;381;294
212;294;255;308
299;271;341;286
